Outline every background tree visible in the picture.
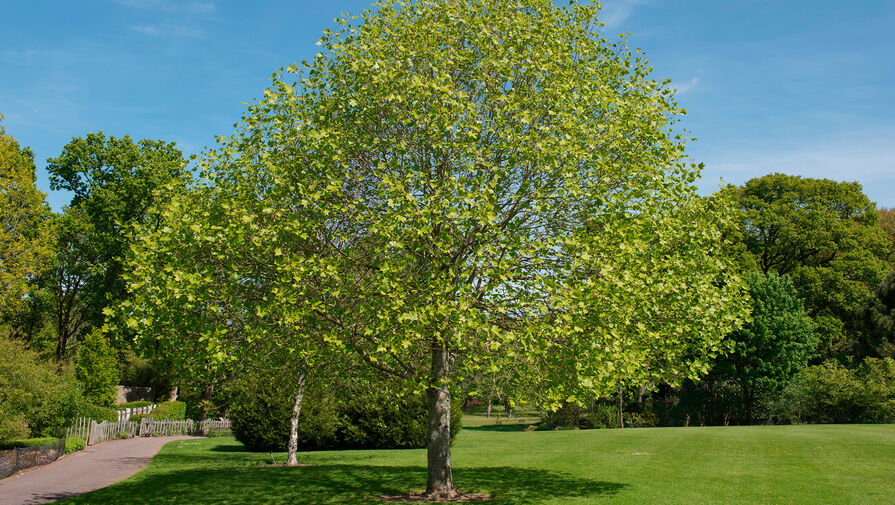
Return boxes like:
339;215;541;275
726;173;890;361
173;1;748;499
42;209;97;364
0;116;54;318
712;272;816;423
878;207;894;264
46;132;188;337
75;329;119;407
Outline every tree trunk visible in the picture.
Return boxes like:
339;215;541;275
426;345;459;499
198;383;215;422
618;388;625;428
745;389;754;425
486;399;492;418
285;372;307;466
504;399;512;418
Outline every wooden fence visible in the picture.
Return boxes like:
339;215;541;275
66;417;231;446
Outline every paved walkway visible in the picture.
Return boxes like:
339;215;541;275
0;436;197;505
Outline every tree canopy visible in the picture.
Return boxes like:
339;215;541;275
46;132;189;333
0;117;54;316
726;173;890;360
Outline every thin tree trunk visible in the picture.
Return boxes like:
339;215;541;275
618;388;625;429
285;372;306;466
504;399;512;418
426;345;459;499
486;398;492;418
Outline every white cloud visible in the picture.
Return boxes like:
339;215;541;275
130;24;161;36
675;77;700;95
129;24;205;39
697;129;895;206
599;0;649;30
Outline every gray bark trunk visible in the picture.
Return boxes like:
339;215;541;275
426;345;459;499
285;372;306;466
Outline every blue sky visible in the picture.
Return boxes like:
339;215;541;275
2;0;893;210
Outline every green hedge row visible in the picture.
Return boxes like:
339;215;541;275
147;401;186;420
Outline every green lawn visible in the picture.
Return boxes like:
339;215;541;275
57;424;895;505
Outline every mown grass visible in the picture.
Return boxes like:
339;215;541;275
56;424;895;505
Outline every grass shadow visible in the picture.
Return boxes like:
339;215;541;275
56;462;626;505
208;443;249;452
462;424;538;433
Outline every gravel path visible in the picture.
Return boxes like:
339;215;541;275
0;436;197;505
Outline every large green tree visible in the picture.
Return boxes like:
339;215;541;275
713;272;816;423
0;117;54;317
126;0;748;498
46;132;189;336
727;173;890;360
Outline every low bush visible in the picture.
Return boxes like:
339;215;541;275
64;436;86;453
774;358;895;424
206;429;232;438
544;401;621;429
117;401;153;410
230;373;462;452
149;401;186;421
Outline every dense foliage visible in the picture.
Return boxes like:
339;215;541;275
0;336;84;438
774;358;895;424
75;329;119;407
711;272;815;422
0;117;54;317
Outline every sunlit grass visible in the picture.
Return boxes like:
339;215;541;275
57;424;895;505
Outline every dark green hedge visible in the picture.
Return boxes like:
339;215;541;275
230;375;462;452
117;400;154;409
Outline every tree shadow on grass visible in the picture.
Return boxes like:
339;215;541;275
56;463;626;505
208;442;250;452
462;424;539;433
